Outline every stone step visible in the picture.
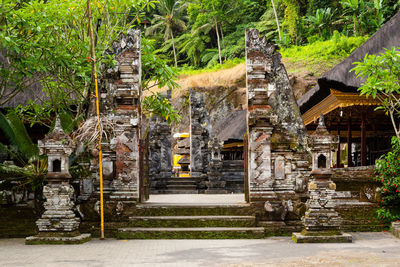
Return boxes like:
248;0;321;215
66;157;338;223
166;184;197;189
162;190;199;194
166;180;197;186
134;203;251;216
128;215;256;228
117;227;264;239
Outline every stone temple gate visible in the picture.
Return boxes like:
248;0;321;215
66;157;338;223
94;29;313;204
12;28;382;242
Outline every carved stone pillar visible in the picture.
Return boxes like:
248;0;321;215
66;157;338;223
26;118;91;245
245;29;310;205
190;90;211;178
101;29;141;200
149;112;172;192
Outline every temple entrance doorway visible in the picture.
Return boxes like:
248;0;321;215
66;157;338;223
141;91;249;204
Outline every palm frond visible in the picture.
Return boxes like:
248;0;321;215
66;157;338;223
6;112;39;162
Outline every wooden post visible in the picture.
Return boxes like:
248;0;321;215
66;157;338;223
361;112;367;166
336;122;341;168
244;132;249;203
347;119;352;167
87;0;105;240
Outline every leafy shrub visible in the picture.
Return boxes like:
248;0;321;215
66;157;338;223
280;34;368;61
375;137;400;223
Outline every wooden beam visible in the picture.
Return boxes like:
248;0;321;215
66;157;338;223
336;121;341;168
347;118;352;167
361;112;367;166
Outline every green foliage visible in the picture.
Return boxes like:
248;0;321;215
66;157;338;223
143;0;399;68
375;137;400;222
304;7;335;39
142;93;181;124
1;0;175;126
352;47;400;138
280;33;368;60
177;58;245;76
0;111;38;163
282;0;300;41
0;111;46;199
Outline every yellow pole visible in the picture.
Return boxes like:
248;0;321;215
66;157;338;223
87;0;105;240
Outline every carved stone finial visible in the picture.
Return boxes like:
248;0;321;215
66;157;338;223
53;115;63;133
318;113;325;128
313;113;329;135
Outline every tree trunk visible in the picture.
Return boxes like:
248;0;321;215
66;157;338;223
171;31;178;67
353;14;357;36
271;0;282;41
212;3;222;64
215;18;222;64
220;24;226;61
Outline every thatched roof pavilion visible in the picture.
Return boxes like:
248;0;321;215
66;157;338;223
298;12;400;167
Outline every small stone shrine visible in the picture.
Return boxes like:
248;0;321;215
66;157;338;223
26;117;91;245
292;114;352;243
206;137;227;194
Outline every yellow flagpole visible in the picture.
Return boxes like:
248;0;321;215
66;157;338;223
87;0;105;240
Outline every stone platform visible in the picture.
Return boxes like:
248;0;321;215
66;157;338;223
392;222;400;238
292;232;352;243
25;233;91;245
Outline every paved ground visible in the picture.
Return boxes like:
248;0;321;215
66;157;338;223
147;194;246;204
1;232;399;267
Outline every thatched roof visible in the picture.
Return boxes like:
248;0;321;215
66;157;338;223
214;109;246;142
298;12;400;114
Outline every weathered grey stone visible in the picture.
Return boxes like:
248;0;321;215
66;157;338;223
149;92;173;192
392;222;400;238
99;30;142;200
190;90;211;178
206;137;227;194
245;29;311;202
26;117;90;244
294;115;351;243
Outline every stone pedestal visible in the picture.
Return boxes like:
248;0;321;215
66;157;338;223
26;184;91;245
392;221;400;238
292;170;352;243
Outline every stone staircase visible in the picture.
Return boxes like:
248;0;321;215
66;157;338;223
164;178;198;194
117;203;264;239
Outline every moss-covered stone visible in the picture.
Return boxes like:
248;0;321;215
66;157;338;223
117;228;264;239
128;216;255;228
25;233;91;245
0;205;38;238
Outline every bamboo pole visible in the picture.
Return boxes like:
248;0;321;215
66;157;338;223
87;0;105;240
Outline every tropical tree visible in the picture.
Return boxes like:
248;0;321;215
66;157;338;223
188;0;235;65
305;8;335;38
145;0;188;67
270;0;282;41
352;47;400;138
340;0;367;36
0;111;46;209
177;32;210;66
